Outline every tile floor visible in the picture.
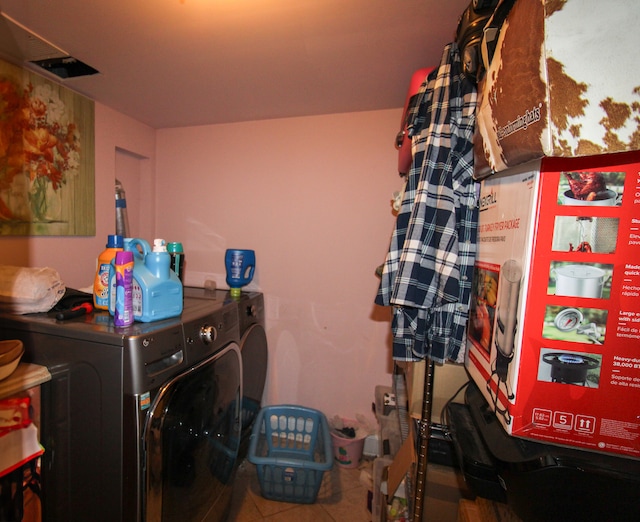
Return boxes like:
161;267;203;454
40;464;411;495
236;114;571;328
227;458;466;522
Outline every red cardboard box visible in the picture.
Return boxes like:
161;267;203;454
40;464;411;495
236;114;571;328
465;151;640;459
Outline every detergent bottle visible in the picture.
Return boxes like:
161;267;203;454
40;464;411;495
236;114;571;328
224;249;255;297
93;234;123;310
109;238;183;322
167;242;185;281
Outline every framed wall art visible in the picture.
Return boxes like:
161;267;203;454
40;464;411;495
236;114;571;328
0;58;95;236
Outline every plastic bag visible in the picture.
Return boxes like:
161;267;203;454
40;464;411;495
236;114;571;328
0;265;65;314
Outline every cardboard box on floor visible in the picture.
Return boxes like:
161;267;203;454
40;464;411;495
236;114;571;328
385;427;415;499
465;151;640;459
474;0;640;179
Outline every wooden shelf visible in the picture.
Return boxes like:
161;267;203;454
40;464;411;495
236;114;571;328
0;363;51;400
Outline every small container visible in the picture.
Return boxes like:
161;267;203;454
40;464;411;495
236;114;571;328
225;249;255;297
114;251;134;327
329;419;367;469
167;242;185;282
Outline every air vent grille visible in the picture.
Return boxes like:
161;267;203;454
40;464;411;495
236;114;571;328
0;12;99;79
30;57;99;79
0;12;68;62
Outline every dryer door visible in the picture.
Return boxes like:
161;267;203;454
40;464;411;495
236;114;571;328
238;323;268;458
144;343;241;522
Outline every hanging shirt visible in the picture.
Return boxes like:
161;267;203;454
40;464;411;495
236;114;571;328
376;43;479;364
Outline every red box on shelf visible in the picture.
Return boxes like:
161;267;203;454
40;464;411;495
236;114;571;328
465;151;640;459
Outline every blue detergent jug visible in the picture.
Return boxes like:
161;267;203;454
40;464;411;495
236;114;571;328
225;249;255;297
109;238;183;322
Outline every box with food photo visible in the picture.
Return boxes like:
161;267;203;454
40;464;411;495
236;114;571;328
465;150;640;459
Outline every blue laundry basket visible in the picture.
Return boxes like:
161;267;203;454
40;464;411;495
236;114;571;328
247;404;333;503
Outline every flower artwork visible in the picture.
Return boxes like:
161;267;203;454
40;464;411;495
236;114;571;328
0;58;95;236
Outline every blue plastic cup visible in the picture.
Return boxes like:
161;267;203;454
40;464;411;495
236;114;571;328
225;249;255;297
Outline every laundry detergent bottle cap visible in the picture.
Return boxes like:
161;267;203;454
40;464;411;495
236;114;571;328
167;242;183;253
107;234;124;249
148;238;171;279
153;238;167;252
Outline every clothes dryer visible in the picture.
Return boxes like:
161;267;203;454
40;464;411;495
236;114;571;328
181;288;268;460
235;291;268;459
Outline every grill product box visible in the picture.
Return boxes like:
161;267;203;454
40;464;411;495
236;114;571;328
465;150;640;459
474;0;640;179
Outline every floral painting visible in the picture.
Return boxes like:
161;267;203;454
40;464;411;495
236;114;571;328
0;58;94;236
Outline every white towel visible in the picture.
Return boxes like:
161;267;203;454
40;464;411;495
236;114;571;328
0;265;66;314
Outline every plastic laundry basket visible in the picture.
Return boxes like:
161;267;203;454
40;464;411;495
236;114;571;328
247;404;333;503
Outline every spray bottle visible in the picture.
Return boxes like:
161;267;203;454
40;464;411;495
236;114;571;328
114;251;134;327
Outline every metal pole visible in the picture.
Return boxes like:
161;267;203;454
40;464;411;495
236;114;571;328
412;357;435;521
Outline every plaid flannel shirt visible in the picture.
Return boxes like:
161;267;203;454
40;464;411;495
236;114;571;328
376;43;479;363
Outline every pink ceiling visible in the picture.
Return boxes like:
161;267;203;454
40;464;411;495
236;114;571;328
0;0;470;128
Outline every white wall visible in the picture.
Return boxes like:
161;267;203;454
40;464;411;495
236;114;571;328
155;110;404;419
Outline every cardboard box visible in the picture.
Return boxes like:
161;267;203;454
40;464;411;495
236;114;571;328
465;150;640;458
474;0;640;178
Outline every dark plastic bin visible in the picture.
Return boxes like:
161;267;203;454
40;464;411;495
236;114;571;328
247;405;333;504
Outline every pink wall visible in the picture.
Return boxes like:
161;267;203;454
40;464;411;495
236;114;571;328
1;101;468;422
0;103;156;289
155;111;403;419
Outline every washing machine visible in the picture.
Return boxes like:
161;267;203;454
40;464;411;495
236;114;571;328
182;288;268;460
0;293;242;522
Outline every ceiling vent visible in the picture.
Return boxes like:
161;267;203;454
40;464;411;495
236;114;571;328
0;12;98;78
30;56;99;79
